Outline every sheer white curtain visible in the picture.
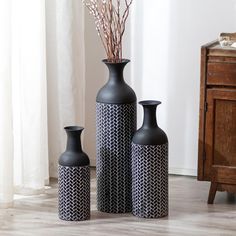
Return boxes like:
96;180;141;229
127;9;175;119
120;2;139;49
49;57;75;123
46;0;85;178
0;0;85;207
0;0;48;207
0;0;13;207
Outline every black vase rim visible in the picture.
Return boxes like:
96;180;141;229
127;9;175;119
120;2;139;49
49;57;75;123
64;126;84;132
102;59;130;64
139;100;162;106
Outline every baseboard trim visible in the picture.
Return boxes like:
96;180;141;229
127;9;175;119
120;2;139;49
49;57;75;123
169;167;197;177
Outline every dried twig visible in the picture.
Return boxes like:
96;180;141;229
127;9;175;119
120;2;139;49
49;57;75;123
82;0;133;62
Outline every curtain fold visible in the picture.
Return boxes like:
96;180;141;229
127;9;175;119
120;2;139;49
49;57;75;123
0;0;49;207
0;0;14;207
46;0;85;178
11;0;49;193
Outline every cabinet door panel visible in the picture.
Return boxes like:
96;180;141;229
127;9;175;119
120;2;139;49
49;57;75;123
214;99;236;166
204;89;236;182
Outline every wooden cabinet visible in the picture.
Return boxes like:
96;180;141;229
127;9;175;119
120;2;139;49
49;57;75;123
198;40;236;204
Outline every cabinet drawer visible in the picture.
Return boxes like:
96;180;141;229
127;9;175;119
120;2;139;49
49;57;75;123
207;62;236;86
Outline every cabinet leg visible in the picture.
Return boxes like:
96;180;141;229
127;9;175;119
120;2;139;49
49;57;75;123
208;182;218;204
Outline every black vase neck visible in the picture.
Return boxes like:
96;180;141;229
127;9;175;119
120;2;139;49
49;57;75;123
59;126;90;167
140;100;161;129
65;126;83;152
132;100;168;145
96;59;136;104
103;59;129;85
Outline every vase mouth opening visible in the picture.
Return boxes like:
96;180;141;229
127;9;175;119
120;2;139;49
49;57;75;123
102;59;130;64
64;126;84;132
139;100;162;106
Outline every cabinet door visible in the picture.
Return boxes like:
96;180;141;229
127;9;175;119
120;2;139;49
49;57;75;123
204;89;236;183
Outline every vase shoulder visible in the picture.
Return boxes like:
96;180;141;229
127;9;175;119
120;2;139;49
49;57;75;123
132;126;168;145
96;83;136;104
59;150;90;167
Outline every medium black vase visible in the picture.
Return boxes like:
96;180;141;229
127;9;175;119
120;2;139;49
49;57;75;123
58;126;90;221
96;59;136;213
132;100;168;218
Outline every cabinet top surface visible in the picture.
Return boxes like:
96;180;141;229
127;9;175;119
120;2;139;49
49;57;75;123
203;40;236;57
211;44;236;51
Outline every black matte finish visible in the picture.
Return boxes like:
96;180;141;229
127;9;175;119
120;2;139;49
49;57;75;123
132;100;168;145
96;59;136;104
59;126;90;167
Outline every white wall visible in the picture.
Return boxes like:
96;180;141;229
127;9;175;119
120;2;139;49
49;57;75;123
130;0;236;176
47;0;236;175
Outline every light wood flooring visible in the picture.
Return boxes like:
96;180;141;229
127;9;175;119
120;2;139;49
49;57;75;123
0;169;236;236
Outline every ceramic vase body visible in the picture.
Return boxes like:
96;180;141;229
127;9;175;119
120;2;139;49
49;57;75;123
96;59;136;213
58;126;90;221
132;101;168;218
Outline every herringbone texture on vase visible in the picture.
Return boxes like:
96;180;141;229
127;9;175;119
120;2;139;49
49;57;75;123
58;165;90;221
96;102;136;213
132;143;168;218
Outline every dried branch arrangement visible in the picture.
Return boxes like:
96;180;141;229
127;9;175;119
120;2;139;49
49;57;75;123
82;0;133;63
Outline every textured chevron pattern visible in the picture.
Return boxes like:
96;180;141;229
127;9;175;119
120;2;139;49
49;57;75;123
96;102;136;213
58;165;90;221
131;143;168;218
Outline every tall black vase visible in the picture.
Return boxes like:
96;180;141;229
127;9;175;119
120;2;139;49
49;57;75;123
96;59;136;213
58;126;90;221
132;101;168;218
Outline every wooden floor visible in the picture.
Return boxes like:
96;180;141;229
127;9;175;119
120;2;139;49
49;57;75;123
0;170;236;236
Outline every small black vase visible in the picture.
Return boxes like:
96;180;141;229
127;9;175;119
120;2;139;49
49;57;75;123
132;101;168;218
96;59;136;213
58;126;90;221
